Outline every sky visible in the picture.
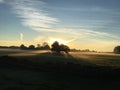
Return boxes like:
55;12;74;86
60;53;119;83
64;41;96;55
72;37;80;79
0;0;120;51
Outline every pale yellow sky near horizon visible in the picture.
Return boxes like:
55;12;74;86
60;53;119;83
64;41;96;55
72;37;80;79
0;37;118;52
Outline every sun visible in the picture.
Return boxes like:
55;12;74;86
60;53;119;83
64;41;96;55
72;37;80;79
49;38;66;45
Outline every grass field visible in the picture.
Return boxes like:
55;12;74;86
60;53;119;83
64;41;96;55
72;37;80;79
0;49;120;90
1;49;120;68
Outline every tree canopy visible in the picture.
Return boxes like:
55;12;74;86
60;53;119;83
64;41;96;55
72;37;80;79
114;46;120;54
51;41;70;54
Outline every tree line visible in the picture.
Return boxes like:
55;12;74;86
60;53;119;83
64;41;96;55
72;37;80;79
20;42;50;50
1;41;120;54
20;41;70;54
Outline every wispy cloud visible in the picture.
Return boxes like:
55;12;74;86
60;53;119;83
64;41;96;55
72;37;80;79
0;0;4;3
6;0;119;39
34;36;48;43
9;0;58;32
20;33;23;42
65;38;78;44
56;28;119;40
6;0;119;45
33;28;119;48
54;6;120;15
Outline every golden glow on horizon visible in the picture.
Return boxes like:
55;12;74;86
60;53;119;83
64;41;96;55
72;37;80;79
49;38;67;45
0;38;117;52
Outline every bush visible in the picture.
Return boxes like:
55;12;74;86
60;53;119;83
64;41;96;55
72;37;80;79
114;46;120;54
51;41;70;54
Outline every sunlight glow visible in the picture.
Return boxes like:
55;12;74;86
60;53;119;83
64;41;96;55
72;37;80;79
49;38;67;45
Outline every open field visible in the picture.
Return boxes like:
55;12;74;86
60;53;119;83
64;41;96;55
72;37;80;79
0;49;120;90
1;49;120;68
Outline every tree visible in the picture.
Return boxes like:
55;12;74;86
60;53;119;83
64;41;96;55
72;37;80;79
114;46;120;54
28;45;35;49
51;41;70;54
42;42;50;50
42;42;48;47
51;41;61;53
37;44;41;48
44;44;50;50
20;44;27;49
60;44;70;54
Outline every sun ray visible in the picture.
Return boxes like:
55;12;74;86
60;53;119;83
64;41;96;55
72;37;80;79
49;38;66;45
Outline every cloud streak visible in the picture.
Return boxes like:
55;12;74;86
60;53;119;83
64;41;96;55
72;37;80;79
9;0;58;32
0;0;4;3
56;28;119;40
7;0;119;39
20;33;23;42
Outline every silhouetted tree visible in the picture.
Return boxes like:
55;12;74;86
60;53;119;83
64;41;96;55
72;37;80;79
60;44;70;54
51;41;61;53
20;44;27;49
42;42;50;50
37;44;41;48
28;45;35;49
44;45;50;50
42;42;48;47
114;46;120;54
85;49;90;52
51;41;70;54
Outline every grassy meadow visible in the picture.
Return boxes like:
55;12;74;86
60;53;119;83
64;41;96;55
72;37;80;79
0;49;120;90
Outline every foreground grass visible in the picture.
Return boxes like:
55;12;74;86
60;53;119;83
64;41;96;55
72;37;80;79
7;50;120;68
0;51;120;90
70;52;120;68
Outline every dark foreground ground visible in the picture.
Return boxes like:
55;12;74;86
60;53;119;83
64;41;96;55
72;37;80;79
0;52;120;90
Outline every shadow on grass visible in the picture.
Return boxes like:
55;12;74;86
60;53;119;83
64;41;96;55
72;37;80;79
0;53;120;78
1;54;120;90
30;52;96;65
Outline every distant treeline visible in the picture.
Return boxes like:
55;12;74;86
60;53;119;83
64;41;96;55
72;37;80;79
0;45;96;52
70;48;97;52
20;42;50;50
0;46;19;49
0;42;50;50
0;41;97;52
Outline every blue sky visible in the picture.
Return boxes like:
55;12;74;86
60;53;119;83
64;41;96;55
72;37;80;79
0;0;120;51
